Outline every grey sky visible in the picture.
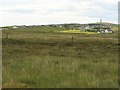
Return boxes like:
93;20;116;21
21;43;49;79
0;0;118;26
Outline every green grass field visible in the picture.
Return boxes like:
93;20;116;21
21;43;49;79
2;26;118;88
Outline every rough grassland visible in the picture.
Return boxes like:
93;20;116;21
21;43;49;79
2;28;118;88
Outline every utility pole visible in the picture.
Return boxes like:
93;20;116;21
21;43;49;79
100;19;102;31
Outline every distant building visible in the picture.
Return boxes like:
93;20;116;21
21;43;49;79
12;26;18;29
79;25;87;31
59;25;63;28
85;26;90;30
97;31;100;33
100;29;113;33
0;27;8;30
105;29;112;33
0;28;3;30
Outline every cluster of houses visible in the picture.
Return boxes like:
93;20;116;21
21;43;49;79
0;26;19;30
0;23;114;34
58;23;113;33
80;23;113;33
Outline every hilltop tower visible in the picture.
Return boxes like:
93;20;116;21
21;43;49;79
100;19;102;31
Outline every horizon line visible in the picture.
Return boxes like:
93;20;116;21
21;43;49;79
0;22;118;27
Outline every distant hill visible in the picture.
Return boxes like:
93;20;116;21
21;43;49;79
95;22;114;24
1;22;118;31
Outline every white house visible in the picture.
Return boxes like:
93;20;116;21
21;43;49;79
100;29;113;33
97;31;100;33
12;26;18;29
105;29;113;33
59;25;63;28
85;26;90;30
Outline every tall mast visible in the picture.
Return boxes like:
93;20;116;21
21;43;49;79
100;19;102;31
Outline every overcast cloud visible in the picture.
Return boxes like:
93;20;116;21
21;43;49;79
0;0;119;26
